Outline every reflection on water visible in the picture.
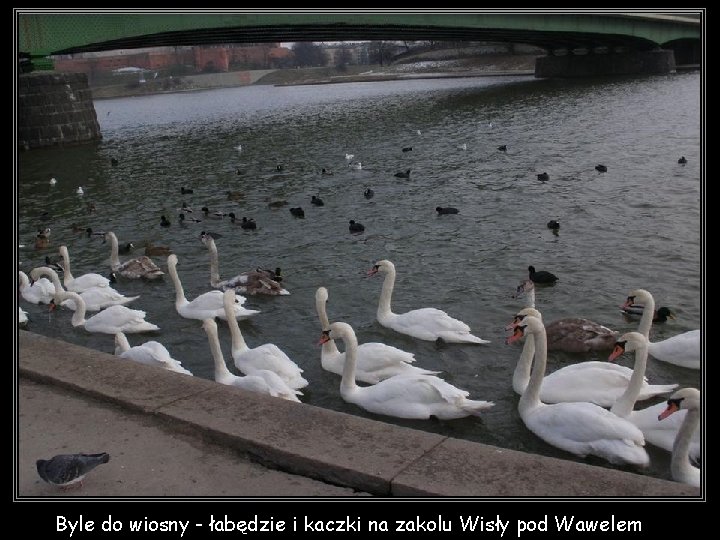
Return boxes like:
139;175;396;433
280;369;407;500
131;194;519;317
17;73;701;486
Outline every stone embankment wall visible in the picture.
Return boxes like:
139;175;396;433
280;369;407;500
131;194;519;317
18;72;101;150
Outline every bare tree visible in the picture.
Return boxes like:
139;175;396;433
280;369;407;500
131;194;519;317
292;42;329;67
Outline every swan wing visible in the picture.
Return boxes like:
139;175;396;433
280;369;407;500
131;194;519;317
649;330;700;369
119;256;164;279
85;305;158;333
627;404;700;460
545;318;617;352
357;342;416;365
67;273;110;292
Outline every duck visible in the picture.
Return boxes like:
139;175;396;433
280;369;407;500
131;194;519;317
201;207;225;220
528;265;558;285
678;156;688;165
180;186;194;194
608;332;698;461
105;232;164;280
166;254;259;321
315;287;437;383
240;217;257;230
621;303;675;322
349;162;362;170
402;146;412;152
458;143;467;151
321;168;334;175
49;177;57;185
179;202;193;213
507;308;676;406
19;270;55;304
368;259;489;343
114;332;192;376
31;266;139;311
345;153;354;161
289;207;305;218
546;219;560;230
53;290;159;334
144;242;172;257
117;241;134;255
658;388;700;487
202;318;300;402
537;172;549;182
363;188;374;199
394;169;411;179
623;289;700;369
497;145;507;152
58;245;111;292
436;206;459;215
44;255;64;274
512;281;616;353
34;228;51;249
110;157;119;166
320;322;494;419
311;195;324;206
223;289;307;391
76;186;84;195
178;213;202;224
595;164;608;173
160;215;171;227
506;316;649;467
349;220;365;233
200;233;288;296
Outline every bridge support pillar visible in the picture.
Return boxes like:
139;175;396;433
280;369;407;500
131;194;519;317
18;72;101;151
535;49;675;78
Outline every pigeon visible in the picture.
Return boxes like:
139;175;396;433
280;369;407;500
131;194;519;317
36;453;110;489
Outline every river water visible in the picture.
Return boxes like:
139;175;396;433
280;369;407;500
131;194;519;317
17;72;702;486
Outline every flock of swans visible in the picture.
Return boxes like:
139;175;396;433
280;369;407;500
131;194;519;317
18;234;701;487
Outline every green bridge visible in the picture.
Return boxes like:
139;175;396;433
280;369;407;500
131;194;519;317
18;12;700;61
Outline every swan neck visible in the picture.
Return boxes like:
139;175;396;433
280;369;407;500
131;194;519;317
672;408;699;480
338;328;359;393
32;267;64;293
60;248;74;283
18;271;30;288
377;268;396;318
519;326;546;411
206;324;232;379
108;233;121;269
638;295;656;338
63;291;86;326
206;239;221;286
115;333;130;353
611;341;649;417
316;296;340;356
224;293;248;353
513;331;534;395
167;260;187;305
526;288;536;309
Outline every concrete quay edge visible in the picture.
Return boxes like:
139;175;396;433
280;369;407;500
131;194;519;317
17;330;700;497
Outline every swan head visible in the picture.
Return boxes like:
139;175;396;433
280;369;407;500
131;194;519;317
512;279;534;300
367;259;394;276
319;321;354;345
608;331;647;362
167;254;178;267
59;245;69;258
505;315;543;345
623;289;653;309
315;287;328;302
506;307;542;330
658;387;700;421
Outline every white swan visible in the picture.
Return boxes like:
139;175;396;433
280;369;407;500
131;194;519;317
315;287;438;383
222;289;307;391
114;332;192;376
202;318;300;402
30;266;139;311
367;260;489;344
19;270;55;304
54;290;159;334
167;254;259;321
19;307;28;325
625;289;700;369
320;322;494;419
200;233;289;296
514;280;617;352
59;245;111;292
658;388;701;487
609;332;699;461
105;232;164;280
508;308;677;407
507;315;649;467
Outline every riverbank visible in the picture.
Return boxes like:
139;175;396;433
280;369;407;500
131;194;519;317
89;55;539;99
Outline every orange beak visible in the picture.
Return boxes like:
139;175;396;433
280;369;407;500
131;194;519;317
658;402;679;421
608;344;625;362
